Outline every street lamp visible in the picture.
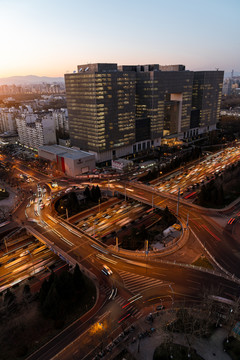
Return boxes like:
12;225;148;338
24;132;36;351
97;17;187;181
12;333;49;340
27;250;35;275
4;236;8;253
169;284;174;308
176;187;180;217
152;194;154;212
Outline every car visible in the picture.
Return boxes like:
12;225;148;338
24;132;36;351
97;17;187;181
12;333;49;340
20;250;28;257
156;305;165;311
102;265;112;276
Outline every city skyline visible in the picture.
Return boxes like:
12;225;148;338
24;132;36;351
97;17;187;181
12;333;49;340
0;0;239;78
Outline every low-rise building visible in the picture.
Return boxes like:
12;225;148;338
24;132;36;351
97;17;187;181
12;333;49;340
38;144;95;177
111;158;134;171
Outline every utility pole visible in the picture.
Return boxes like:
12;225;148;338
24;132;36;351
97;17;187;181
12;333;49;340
145;239;148;275
169;284;174;308
4;237;8;253
145;239;148;255
27;250;35;275
176;187;180;217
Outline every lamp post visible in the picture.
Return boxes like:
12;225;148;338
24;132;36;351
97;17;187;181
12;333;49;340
4;236;8;253
145;239;148;274
169;284;174;308
176;187;180;217
27;250;35;275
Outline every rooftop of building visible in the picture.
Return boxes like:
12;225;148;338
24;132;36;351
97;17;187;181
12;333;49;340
66;63;224;76
70;63;186;74
39;144;94;159
0;131;18;138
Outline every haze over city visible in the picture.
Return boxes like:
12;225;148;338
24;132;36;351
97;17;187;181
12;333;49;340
0;0;239;78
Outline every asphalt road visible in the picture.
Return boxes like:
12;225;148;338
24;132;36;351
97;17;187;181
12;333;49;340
3;157;240;359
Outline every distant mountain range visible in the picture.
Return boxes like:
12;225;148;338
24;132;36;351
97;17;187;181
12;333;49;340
0;75;64;86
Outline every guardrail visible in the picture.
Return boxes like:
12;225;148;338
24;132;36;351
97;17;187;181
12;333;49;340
25;225;98;283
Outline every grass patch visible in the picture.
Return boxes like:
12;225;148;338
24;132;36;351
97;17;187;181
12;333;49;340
192;256;214;269
224;336;240;360
153;343;204;360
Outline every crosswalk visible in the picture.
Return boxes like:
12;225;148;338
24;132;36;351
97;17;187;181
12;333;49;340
99;284;143;319
114;294;143;319
118;270;164;294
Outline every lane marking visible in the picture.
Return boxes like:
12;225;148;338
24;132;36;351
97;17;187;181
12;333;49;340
201;224;221;242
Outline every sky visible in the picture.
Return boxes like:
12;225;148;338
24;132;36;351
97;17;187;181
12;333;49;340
0;0;239;78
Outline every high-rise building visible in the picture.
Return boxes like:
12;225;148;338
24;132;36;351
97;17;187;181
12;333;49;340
0;107;18;133
65;64;135;162
65;63;223;163
190;71;223;132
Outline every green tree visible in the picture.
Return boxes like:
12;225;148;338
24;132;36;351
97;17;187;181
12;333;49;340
42;284;64;320
95;185;101;200
4;289;16;305
39;272;55;305
217;185;225;206
90;185;97;202
83;186;91;200
73;264;84;292
23;284;31;296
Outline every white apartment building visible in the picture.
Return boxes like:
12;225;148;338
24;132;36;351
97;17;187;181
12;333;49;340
0;107;18;133
16;113;56;150
52;108;69;133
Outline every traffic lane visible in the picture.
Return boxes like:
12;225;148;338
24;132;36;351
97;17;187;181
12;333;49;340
109;257;240;300
31;221;116;284
189;216;240;277
26;293;108;360
127;184;240;277
14;162;50;182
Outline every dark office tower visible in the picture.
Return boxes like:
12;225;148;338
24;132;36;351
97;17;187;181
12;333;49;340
65;63;135;162
191;71;223;130
131;66;193;139
65;63;224;162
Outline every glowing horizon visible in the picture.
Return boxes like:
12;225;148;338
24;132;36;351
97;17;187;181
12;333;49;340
0;0;239;79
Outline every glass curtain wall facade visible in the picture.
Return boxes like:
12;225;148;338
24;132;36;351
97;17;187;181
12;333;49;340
65;64;135;153
65;64;224;159
191;71;223;129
